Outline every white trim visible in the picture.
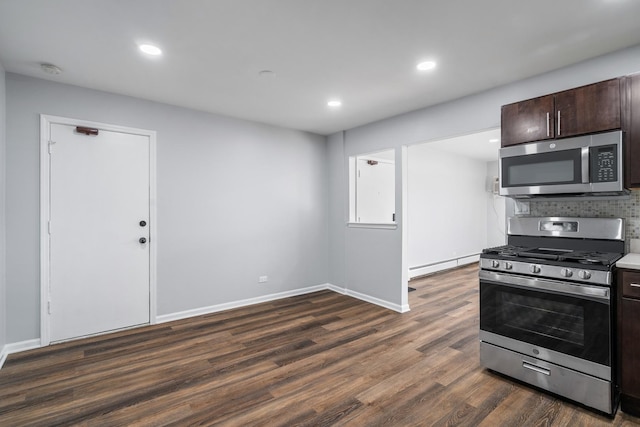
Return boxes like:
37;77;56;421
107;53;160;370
0;346;6;369
342;288;410;313
0;339;42;369
157;284;329;323
39;114;158;346
400;145;409;311
158;282;408;324
1;284;406;364
326;284;347;295
39;115;49;345
347;222;397;230
148;126;158;325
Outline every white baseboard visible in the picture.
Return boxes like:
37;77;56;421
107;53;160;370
157;284;329;323
342;287;410;313
0;339;41;369
327;284;347;294
0;285;407;368
157;282;407;324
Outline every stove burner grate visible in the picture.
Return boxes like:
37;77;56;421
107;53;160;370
558;251;622;266
482;245;622;267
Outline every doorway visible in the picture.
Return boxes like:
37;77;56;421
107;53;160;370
407;128;506;279
40;115;157;344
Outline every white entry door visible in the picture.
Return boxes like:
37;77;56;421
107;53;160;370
47;121;151;342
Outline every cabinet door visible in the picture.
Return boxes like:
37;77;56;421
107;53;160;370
628;73;640;187
554;78;621;139
501;95;554;146
621;297;640;399
621;269;640;299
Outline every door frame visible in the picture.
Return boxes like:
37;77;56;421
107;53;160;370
39;114;158;346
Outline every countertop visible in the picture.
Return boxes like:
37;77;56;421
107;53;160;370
617;253;640;270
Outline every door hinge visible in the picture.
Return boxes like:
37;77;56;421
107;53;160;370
48;220;51;234
48;300;51;314
48;140;56;154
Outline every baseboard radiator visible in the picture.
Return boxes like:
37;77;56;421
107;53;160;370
409;254;479;279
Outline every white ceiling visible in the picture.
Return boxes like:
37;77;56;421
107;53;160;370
1;1;640;136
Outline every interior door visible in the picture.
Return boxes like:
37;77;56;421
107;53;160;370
48;123;150;342
356;159;395;223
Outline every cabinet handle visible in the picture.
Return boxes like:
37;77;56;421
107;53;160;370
630;283;640;288
557;110;561;136
522;361;550;376
546;112;550;137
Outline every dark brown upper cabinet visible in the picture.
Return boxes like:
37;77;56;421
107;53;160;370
501;95;555;147
501;78;622;147
626;73;640;187
554;79;621;138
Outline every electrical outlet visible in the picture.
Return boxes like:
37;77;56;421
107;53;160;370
514;200;530;215
258;276;268;283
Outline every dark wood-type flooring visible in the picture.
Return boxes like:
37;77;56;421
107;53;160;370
1;264;640;426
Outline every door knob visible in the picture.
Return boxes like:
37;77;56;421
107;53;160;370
139;237;147;244
139;220;147;227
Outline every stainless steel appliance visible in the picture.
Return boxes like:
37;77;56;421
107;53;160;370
479;217;624;415
499;130;626;198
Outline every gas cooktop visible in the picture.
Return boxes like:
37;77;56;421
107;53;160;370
482;245;623;267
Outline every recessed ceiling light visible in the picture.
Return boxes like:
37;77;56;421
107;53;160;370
139;44;162;56
416;61;437;71
489;138;500;143
40;63;62;75
327;100;342;107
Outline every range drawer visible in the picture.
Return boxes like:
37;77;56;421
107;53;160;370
621;270;640;299
480;342;613;414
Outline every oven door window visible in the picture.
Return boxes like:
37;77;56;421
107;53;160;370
501;149;582;187
480;281;610;366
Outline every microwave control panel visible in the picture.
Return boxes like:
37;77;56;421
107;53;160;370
590;145;617;183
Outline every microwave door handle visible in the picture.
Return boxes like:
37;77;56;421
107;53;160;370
581;147;589;184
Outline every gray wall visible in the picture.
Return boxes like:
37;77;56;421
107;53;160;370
0;63;6;351
6;73;328;343
329;44;640;309
6;44;640;344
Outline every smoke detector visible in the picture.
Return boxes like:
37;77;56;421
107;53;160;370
40;63;63;75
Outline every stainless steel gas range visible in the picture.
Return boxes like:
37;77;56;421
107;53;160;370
479;216;625;415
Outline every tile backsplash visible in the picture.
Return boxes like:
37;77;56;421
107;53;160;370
528;189;640;242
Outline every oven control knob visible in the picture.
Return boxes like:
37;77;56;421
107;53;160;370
578;270;592;280
504;262;513;270
491;260;500;268
530;265;541;274
560;268;573;278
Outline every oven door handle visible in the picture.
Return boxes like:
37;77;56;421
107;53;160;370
479;270;610;302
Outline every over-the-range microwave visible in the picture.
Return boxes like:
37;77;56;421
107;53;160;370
499;130;626;198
